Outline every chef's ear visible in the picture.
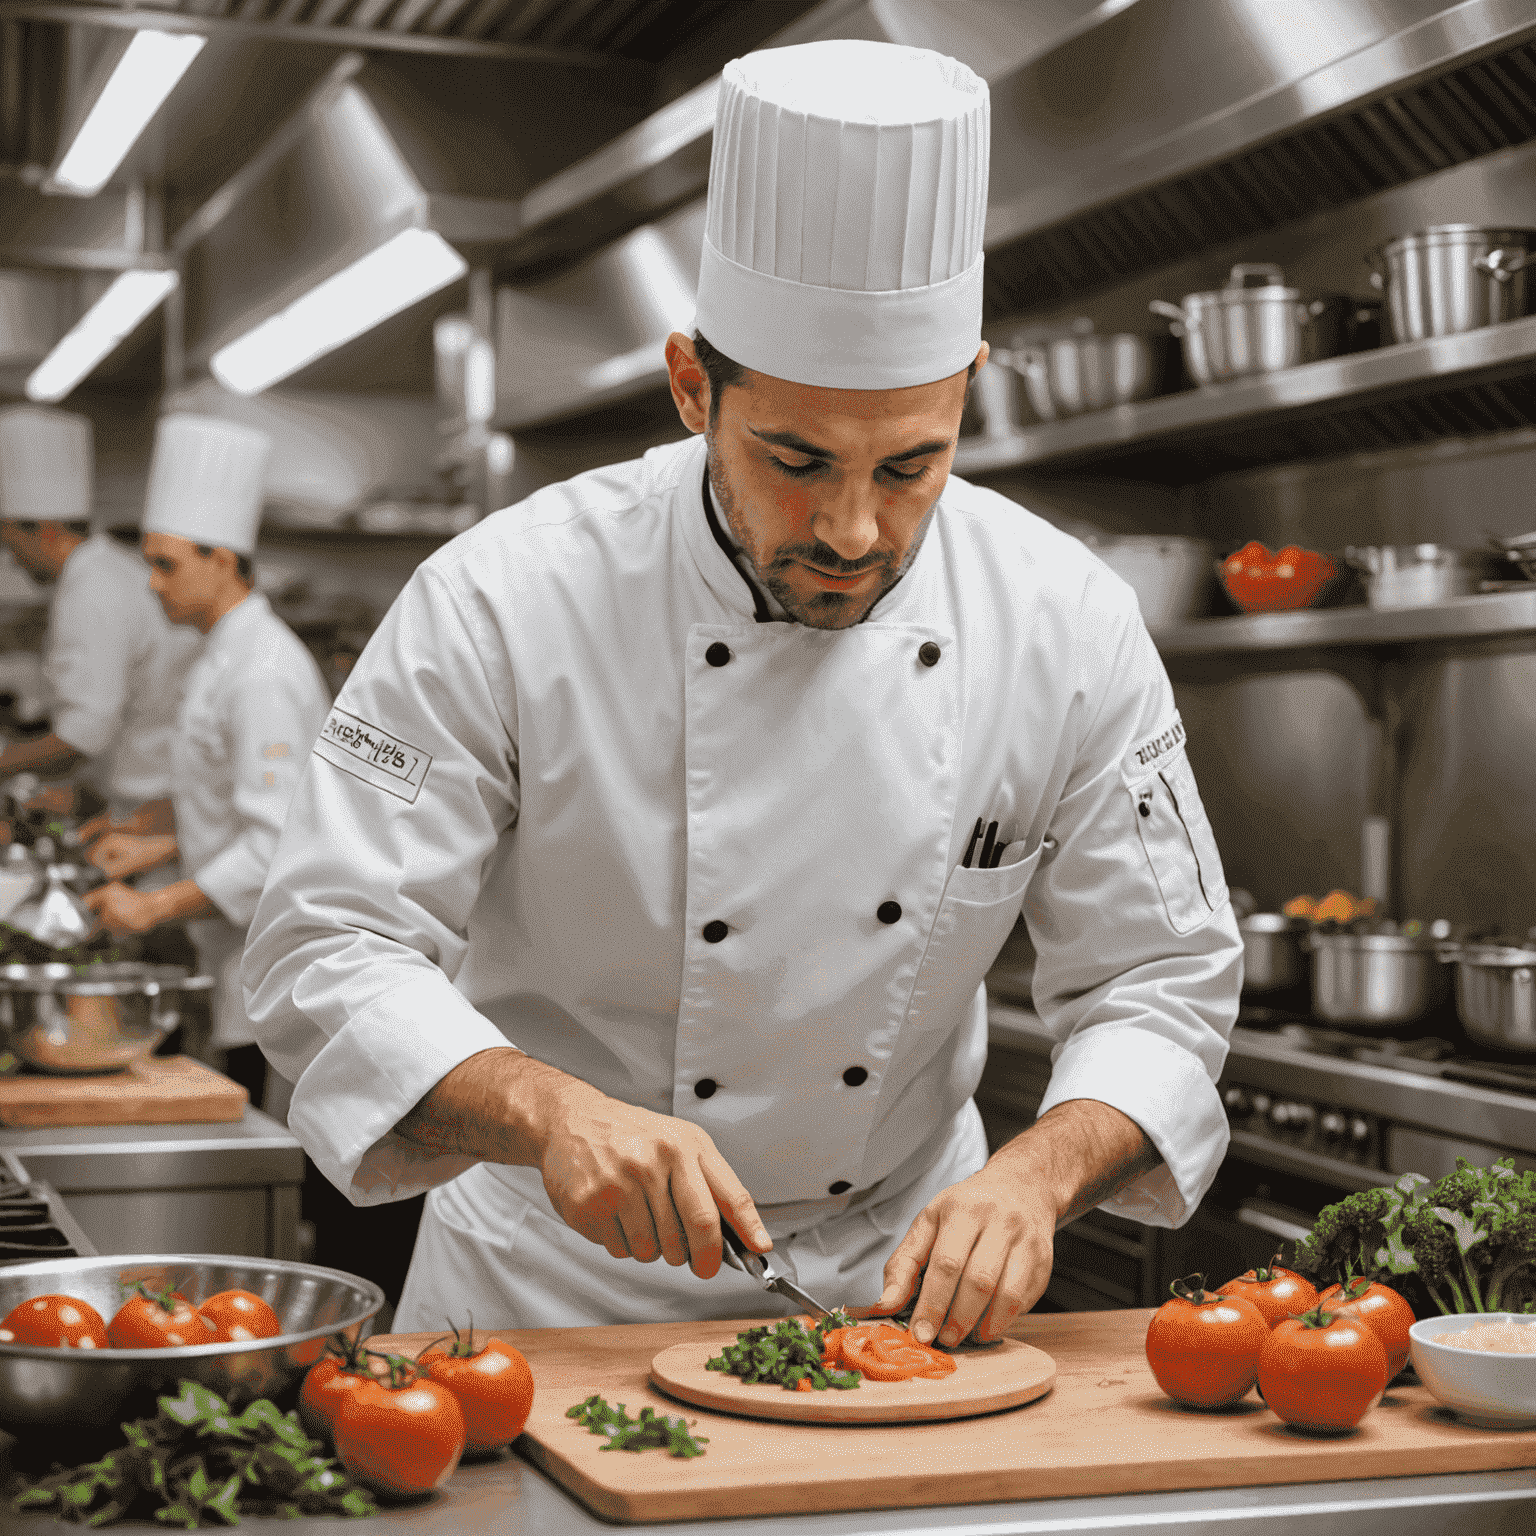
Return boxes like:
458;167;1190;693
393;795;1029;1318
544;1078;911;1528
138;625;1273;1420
666;332;711;435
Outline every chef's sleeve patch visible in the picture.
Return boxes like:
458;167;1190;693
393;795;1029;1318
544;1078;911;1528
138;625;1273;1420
1123;714;1186;784
313;706;433;804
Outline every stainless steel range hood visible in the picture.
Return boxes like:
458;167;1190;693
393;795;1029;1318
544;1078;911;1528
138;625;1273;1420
492;0;1536;428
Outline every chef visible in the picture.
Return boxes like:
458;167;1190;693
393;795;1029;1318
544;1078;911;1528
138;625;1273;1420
85;415;330;1102
0;406;199;821
245;40;1242;1346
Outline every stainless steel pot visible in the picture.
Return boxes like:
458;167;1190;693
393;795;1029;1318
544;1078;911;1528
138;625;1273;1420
1080;533;1214;629
1307;931;1450;1027
1344;544;1506;609
1010;321;1169;420
1150;263;1348;385
1240;913;1310;994
0;962;214;1074
1369;225;1536;342
1440;942;1536;1053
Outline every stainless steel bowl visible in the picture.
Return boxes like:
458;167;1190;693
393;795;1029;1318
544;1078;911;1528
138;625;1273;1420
1239;913;1310;994
1151;263;1348;385
1441;942;1536;1054
1307;930;1450;1027
1011;323;1170;420
0;962;213;1074
1344;544;1506;610
0;1254;383;1436
1370;224;1536;342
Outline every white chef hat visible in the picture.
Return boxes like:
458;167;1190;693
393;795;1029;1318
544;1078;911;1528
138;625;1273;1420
693;39;990;391
142;414;271;556
0;406;93;522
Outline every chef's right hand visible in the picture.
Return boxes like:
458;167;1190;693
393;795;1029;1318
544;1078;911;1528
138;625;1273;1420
536;1074;771;1279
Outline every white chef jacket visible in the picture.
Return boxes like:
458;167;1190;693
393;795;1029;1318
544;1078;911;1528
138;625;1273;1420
174;592;329;1048
246;434;1241;1261
45;534;202;814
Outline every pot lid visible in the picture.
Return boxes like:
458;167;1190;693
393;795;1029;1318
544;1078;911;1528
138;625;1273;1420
1377;224;1536;252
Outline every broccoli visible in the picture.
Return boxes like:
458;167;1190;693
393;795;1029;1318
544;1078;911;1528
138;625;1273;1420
1294;1158;1536;1316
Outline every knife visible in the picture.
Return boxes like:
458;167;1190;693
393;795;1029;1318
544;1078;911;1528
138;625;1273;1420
718;1222;836;1320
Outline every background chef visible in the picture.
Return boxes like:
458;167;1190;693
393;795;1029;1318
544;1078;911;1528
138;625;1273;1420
0;405;199;824
84;415;330;1107
245;40;1242;1345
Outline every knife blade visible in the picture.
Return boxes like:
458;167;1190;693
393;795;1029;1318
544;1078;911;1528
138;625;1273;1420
718;1222;836;1320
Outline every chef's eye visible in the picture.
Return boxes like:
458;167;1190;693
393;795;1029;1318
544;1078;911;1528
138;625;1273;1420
879;462;927;484
771;456;824;478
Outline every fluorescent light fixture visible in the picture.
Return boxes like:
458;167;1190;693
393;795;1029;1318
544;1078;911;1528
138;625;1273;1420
26;269;179;403
211;229;468;396
50;31;207;197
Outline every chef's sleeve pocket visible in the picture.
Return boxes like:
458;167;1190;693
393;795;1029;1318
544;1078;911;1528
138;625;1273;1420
1131;751;1228;935
904;839;1049;1033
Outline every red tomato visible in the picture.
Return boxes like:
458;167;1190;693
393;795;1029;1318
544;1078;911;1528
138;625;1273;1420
0;1293;108;1350
107;1284;218;1349
419;1328;536;1453
1145;1276;1270;1408
198;1288;282;1343
1217;1259;1318;1328
1258;1305;1388;1433
299;1340;380;1444
1319;1277;1415;1381
333;1364;466;1499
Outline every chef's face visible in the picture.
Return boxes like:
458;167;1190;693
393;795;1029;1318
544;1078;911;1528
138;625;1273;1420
667;333;984;630
0;521;74;583
142;531;240;630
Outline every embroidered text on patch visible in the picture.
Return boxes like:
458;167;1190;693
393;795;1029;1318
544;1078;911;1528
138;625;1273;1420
313;707;432;804
1125;716;1186;781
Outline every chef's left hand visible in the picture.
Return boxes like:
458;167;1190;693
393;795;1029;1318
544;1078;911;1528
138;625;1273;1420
83;881;162;936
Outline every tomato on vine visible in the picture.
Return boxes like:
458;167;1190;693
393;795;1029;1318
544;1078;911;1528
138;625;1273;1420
299;1334;380;1444
419;1318;536;1454
333;1352;466;1499
107;1283;218;1349
1145;1275;1269;1408
1319;1276;1415;1380
1258;1300;1388;1433
1217;1255;1317;1327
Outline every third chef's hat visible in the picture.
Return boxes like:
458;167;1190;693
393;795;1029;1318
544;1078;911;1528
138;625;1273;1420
693;39;990;391
142;414;270;556
0;406;93;522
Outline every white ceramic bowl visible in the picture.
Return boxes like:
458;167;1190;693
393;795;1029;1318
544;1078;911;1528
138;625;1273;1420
1409;1313;1536;1427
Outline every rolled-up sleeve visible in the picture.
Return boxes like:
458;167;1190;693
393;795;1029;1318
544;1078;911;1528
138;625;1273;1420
1027;578;1241;1228
242;561;520;1206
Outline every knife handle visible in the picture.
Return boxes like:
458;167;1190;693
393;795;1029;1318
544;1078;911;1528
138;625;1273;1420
718;1220;764;1278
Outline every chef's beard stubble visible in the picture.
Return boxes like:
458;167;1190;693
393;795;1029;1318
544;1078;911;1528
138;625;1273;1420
705;433;937;630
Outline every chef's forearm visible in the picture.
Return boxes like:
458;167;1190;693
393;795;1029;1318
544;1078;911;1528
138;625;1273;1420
143;879;219;926
989;1099;1161;1230
394;1046;572;1168
0;731;84;780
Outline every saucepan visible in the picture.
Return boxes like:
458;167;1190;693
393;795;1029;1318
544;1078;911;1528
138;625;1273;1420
1306;930;1451;1028
1150;263;1349;385
0;963;214;1074
1239;913;1310;994
1344;545;1505;609
1369;225;1536;342
1438;939;1536;1054
1009;320;1172;420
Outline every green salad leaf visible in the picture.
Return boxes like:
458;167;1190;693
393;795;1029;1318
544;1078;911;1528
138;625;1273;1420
12;1379;376;1526
705;1314;862;1391
565;1395;708;1457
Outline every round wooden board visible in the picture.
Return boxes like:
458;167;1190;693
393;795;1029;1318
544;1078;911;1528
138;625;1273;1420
649;1335;1055;1424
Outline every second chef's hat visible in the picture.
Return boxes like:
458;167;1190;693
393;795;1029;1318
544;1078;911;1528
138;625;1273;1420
0;406;93;522
142;414;271;556
693;39;990;391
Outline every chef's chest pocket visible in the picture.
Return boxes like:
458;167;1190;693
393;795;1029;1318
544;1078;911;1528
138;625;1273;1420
905;841;1047;1033
1131;751;1228;935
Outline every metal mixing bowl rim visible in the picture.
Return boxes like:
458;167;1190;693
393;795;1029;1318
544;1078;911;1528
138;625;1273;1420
0;1253;385;1361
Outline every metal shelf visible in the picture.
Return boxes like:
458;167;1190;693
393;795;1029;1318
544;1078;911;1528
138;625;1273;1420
955;314;1536;478
1151;590;1536;656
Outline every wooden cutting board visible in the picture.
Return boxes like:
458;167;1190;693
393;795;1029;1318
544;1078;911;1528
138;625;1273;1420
649;1333;1054;1422
0;1056;248;1126
371;1311;1536;1523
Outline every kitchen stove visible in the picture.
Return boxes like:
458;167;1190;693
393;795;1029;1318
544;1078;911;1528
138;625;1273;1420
0;1151;94;1268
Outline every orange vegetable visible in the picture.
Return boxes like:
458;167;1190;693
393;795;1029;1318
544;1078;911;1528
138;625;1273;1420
818;1326;850;1368
1282;895;1317;919
794;1377;813;1392
839;1324;957;1382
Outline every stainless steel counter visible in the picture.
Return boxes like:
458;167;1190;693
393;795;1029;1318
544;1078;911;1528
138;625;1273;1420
0;1109;305;1261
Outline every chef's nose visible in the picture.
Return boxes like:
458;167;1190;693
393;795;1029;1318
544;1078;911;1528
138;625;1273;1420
809;482;880;563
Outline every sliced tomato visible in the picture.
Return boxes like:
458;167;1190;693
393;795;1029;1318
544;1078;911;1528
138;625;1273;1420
840;1324;956;1382
199;1288;282;1344
107;1284;218;1349
0;1293;108;1350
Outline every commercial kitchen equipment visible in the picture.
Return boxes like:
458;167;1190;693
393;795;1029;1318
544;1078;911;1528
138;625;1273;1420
1441;940;1536;1053
0;1109;305;1260
1010;322;1171;420
1078;533;1214;629
1150;264;1349;385
1370;225;1536;342
1307;929;1452;1026
1345;544;1508;608
1239;913;1310;994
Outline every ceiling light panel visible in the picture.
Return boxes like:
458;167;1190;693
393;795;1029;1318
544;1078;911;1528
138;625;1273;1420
26;270;179;403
